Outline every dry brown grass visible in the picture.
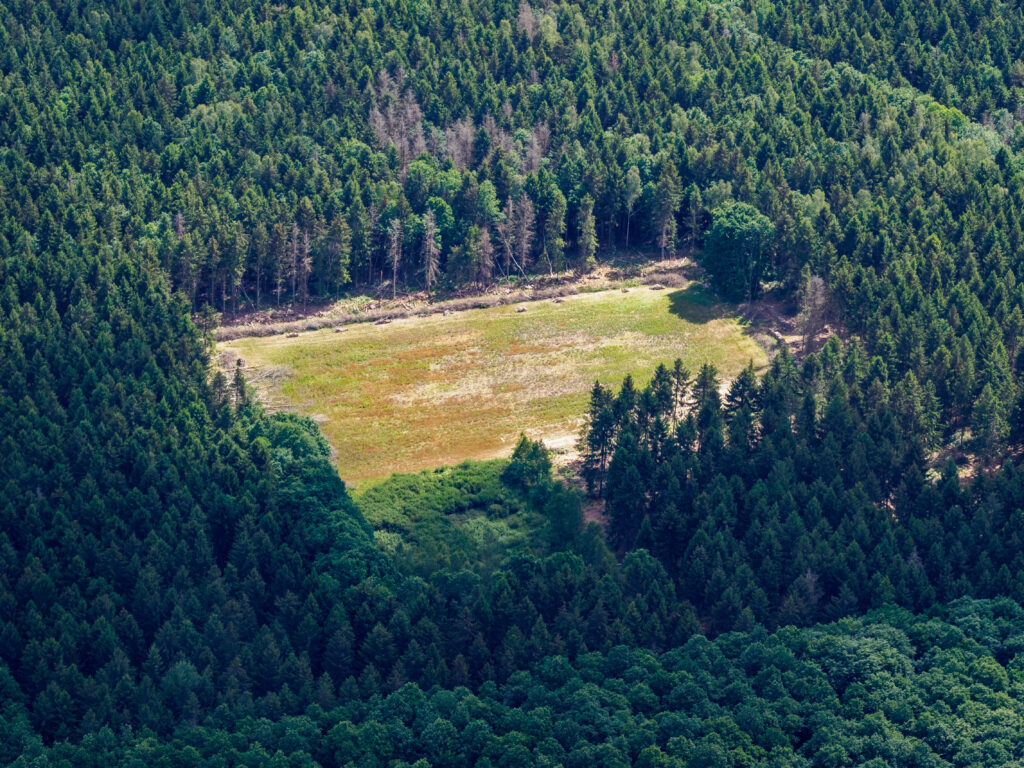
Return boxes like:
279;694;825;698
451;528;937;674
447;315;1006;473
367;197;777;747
220;284;767;488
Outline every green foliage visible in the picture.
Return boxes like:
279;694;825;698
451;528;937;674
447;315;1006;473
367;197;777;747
582;342;1024;632
12;601;1024;766
701;202;776;301
538;481;584;548
10;0;1024;761
501;434;553;493
357;460;537;574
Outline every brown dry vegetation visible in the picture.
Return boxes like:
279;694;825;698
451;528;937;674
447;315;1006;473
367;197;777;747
220;282;767;488
214;257;695;341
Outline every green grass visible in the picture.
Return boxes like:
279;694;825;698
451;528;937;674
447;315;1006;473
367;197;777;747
221;284;767;487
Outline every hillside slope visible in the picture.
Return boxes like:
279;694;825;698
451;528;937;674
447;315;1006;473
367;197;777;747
6;0;1024;763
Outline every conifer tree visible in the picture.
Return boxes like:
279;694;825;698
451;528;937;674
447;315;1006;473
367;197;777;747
578;195;598;271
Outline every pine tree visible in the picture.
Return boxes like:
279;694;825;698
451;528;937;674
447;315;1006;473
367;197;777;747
671;359;691;423
655;163;682;259
297;230;312;307
321;214;352;298
542;483;584;547
252;222;269;309
577;194;598;271
580;381;616;495
289;222;300;301
973;382;1008;462
349;194;372;284
272;222;289;306
605;431;647;548
544;187;567;273
725;361;759;415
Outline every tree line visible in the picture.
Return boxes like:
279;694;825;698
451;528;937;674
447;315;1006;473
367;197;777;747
1;0;1021;321
8;0;1024;762
579;342;1024;634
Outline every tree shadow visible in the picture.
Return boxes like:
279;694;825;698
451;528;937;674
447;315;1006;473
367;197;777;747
666;284;730;324
667;283;784;365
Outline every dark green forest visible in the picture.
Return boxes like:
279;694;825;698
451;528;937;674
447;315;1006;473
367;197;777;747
7;0;1024;764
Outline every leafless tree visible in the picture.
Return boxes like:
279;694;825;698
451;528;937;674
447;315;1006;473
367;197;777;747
799;272;830;354
444;117;476;170
425;124;446;157
482;114;513;155
388;218;403;299
476;226;495;287
623;166;642;249
523;122;550;174
517;0;539;39
422;211;440;293
658;214;676;260
513;194;535;275
173;211;186;239
496;198;516;277
177;233;198;306
368;69;426;180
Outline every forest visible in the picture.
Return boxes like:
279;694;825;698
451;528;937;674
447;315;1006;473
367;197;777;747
6;0;1024;765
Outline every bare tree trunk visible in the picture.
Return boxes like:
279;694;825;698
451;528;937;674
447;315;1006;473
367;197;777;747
289;224;299;303
388;219;403;300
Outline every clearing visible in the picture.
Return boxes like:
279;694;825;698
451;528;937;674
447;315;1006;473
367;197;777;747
220;284;768;488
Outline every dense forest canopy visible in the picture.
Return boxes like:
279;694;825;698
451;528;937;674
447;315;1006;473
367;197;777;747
6;0;1024;456
7;0;1024;764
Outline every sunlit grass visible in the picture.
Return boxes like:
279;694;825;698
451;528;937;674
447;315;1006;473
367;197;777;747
221;285;767;487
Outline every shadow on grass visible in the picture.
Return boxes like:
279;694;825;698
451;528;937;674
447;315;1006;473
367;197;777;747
666;284;730;323
668;284;782;365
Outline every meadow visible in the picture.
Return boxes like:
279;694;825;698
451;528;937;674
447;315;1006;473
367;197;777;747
220;285;768;487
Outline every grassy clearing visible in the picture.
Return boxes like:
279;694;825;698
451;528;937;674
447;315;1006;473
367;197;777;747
221;284;767;487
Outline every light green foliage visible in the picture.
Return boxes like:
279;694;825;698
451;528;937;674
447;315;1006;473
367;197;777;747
502;434;553;492
356;460;541;573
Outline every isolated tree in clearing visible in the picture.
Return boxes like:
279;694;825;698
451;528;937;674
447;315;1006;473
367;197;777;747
501;434;552;492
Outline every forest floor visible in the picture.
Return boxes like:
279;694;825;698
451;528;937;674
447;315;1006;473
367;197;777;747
219;278;769;488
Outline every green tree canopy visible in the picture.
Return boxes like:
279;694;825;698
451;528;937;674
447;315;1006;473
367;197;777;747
701;202;776;302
